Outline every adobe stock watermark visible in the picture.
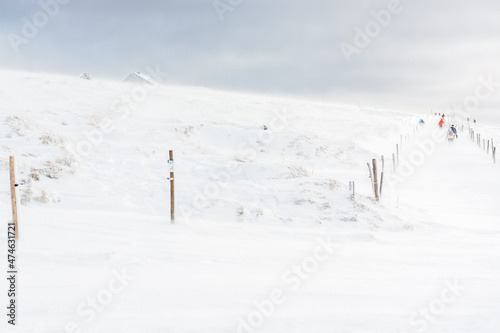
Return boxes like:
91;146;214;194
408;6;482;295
8;0;71;53
236;236;338;333
399;279;465;333
213;0;242;21
389;129;442;187
64;65;168;160
388;74;499;189
177;107;291;224
447;74;499;121
339;0;404;63
63;269;135;333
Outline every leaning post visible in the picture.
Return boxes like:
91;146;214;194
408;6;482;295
168;150;175;223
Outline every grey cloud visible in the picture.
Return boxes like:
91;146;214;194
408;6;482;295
0;0;499;121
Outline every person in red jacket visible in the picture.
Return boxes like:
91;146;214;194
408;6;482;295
438;118;444;128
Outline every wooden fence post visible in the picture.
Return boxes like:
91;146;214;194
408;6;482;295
379;171;384;198
379;155;384;198
392;153;396;172
367;162;374;191
487;140;490;154
168;150;175;223
372;159;379;201
396;144;399;166
9;156;19;239
494;147;496;164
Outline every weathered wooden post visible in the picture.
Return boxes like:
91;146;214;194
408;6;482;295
487;140;490;154
372;159;379;201
367;162;374;191
379;171;384;198
392;153;396;172
349;181;355;199
396;144;399;166
379;155;384;198
168;150;175;223
493;147;496;164
9;156;19;239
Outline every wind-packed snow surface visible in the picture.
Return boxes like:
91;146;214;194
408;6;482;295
1;70;499;333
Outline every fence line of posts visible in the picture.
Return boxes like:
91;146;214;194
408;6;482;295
469;127;496;164
6;151;176;232
367;124;420;201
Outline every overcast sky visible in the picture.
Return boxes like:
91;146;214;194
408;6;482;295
1;0;500;122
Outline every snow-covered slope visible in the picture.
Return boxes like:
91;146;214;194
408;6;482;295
1;70;499;332
0;70;415;227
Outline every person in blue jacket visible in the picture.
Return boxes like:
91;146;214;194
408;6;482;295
450;125;458;138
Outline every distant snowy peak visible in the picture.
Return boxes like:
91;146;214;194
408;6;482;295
123;72;155;85
80;73;93;80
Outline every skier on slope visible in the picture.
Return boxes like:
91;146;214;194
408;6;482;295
438;118;444;128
